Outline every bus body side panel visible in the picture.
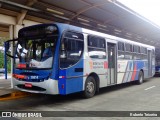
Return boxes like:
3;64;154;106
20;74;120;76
134;61;146;80
117;60;146;84
143;60;148;79
82;34;108;90
58;58;84;95
127;61;134;82
117;60;130;84
152;55;155;76
84;59;108;88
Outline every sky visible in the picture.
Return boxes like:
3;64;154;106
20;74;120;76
117;0;160;27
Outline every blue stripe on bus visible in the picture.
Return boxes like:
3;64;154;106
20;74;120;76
65;60;83;94
50;25;62;80
13;69;52;82
58;69;66;95
58;59;83;95
134;61;145;80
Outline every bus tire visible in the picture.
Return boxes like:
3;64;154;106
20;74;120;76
136;71;144;85
83;76;96;98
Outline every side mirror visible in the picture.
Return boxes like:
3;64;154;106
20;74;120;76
4;39;18;58
4;41;13;58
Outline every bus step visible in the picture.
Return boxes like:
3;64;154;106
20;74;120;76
0;91;34;101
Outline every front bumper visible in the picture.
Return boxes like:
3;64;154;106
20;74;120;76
13;78;59;95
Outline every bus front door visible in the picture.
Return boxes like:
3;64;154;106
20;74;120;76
107;43;117;85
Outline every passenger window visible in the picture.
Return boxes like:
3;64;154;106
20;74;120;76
60;31;84;69
88;36;106;59
141;47;145;54
118;42;125;59
125;43;132;52
133;45;140;53
118;42;124;51
125;43;133;59
140;47;147;59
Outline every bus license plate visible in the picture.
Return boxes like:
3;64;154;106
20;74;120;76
25;83;32;88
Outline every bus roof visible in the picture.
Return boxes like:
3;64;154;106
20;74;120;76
55;23;154;49
20;23;154;49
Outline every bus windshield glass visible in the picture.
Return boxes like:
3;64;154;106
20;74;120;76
15;37;57;69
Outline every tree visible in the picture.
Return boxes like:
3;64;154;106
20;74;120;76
0;37;9;46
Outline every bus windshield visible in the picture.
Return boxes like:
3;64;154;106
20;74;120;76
15;37;57;69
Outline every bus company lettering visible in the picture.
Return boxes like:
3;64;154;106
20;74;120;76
30;76;38;79
89;61;108;69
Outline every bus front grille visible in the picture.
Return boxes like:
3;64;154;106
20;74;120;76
17;84;46;92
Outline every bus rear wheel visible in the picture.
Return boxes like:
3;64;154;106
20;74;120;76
136;71;144;85
83;76;96;98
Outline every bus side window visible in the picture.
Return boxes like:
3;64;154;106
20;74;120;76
125;43;133;60
60;32;84;69
118;42;125;59
88;36;106;59
133;45;141;60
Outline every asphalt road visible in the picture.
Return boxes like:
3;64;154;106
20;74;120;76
0;77;160;120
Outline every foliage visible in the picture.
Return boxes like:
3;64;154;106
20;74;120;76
0;51;11;72
0;37;9;46
0;37;11;72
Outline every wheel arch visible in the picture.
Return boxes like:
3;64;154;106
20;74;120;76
136;69;144;85
140;69;144;79
86;72;100;92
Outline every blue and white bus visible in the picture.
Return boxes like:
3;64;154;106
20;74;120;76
5;23;155;98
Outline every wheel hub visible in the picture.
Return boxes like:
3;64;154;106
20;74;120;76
86;81;94;93
140;75;143;82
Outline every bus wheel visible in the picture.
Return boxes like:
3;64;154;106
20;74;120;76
83;76;96;98
136;71;144;85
